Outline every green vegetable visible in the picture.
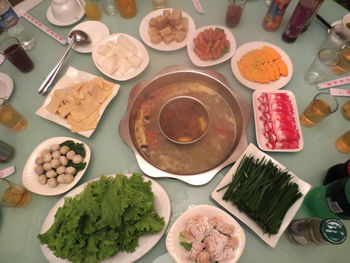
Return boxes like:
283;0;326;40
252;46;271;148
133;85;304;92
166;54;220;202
221;46;230;57
218;155;302;235
180;242;192;251
38;174;165;263
60;140;87;175
60;140;86;158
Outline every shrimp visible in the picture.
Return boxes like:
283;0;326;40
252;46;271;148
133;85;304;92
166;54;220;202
189;241;205;261
185;215;213;241
209;216;235;235
197;252;211;263
225;236;239;248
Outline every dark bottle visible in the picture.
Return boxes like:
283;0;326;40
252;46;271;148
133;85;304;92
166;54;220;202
286;218;347;246
282;0;325;43
323;159;350;185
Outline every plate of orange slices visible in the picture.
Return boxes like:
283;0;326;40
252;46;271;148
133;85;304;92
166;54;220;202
231;41;293;90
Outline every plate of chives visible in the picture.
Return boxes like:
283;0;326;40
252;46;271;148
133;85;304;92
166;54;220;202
211;143;311;248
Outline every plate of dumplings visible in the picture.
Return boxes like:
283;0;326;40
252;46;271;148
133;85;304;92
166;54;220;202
92;33;149;81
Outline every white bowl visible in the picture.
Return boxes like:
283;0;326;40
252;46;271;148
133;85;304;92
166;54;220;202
50;0;83;22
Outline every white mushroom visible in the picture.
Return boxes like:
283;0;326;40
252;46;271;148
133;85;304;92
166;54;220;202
63;174;74;184
56;165;66;175
43;163;52;171
43;153;52;163
35;157;44;165
57;174;65;184
37;174;47;185
65;166;76;175
59;156;68;166
50;158;60;169
50;144;60;152
40;149;50;157
66;150;76;160
72;155;84;164
46;170;57;178
52;150;61;159
34;165;44;175
60;145;70;155
47;178;58;188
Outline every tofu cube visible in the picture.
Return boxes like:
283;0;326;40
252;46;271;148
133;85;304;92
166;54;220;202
168;9;182;26
159;26;173;37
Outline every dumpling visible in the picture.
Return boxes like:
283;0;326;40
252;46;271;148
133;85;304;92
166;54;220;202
101;55;120;74
118;35;137;52
118;58;133;74
128;54;142;68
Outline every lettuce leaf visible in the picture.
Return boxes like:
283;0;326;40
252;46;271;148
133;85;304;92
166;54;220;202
38;174;165;263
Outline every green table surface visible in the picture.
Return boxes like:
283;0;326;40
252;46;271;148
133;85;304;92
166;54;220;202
0;0;349;262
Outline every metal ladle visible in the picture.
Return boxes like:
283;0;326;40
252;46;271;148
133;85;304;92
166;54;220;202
38;30;90;95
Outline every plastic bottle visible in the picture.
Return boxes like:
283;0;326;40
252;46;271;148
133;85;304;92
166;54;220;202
304;178;350;220
262;0;291;32
282;0;325;43
286;218;347;246
0;0;35;50
323;159;350;185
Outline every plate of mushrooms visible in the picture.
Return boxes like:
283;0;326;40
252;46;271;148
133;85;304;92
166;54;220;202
22;137;91;196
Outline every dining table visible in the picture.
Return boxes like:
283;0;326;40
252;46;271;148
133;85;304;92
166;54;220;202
0;0;349;262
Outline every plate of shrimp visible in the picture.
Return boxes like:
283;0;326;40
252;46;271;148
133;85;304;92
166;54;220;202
166;205;245;263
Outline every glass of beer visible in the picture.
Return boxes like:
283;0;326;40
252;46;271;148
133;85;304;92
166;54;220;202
336;130;350;153
300;93;338;127
0;97;27;131
0;179;31;207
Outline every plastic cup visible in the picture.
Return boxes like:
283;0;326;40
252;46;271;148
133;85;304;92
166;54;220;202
0;179;31;208
336;130;350;153
225;0;247;28
299;93;338;127
0;98;27;131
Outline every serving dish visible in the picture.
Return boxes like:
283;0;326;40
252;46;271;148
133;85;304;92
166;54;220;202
22;137;90;196
231;41;293;90
211;143;311;248
40;173;171;263
36;67;120;138
139;8;196;51
252;89;303;152
187;25;236;67
166;205;245;263
119;66;250;185
70;21;110;53
92;33;149;81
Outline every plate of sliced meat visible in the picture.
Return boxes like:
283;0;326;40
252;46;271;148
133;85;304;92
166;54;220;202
252;89;303;152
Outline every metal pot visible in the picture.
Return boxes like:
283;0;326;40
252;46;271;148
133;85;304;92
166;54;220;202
119;66;250;185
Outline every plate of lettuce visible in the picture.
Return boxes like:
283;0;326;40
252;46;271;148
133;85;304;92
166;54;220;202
38;173;171;263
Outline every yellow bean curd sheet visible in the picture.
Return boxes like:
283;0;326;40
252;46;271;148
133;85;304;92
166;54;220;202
36;67;120;137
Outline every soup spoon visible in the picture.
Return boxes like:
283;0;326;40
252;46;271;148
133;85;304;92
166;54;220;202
38;30;90;95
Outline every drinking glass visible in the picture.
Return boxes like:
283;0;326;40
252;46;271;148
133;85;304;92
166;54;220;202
85;0;101;20
336;130;350;153
225;0;247;28
317;24;350;52
0;98;27;131
0;179;31;207
304;49;340;85
299;93;338;127
0;140;14;163
101;0;118;16
0;37;34;73
153;0;167;10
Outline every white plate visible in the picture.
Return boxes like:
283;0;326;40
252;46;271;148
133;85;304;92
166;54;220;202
187;25;236;67
231;41;293;90
139;9;196;51
211;143;311;248
22;136;90;196
92;33;149;81
40;173;171;263
252;89;304;152
35;67;120;138
166;205;245;263
0;72;14;104
70;21;110;53
46;1;85;27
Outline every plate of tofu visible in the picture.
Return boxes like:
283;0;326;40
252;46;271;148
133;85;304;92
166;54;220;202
36;67;120;138
139;8;196;51
92;33;149;81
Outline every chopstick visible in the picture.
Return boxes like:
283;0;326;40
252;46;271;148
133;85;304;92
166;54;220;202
316;14;332;30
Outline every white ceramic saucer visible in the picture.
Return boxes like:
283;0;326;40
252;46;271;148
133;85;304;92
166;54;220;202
46;4;85;27
0;73;14;105
70;21;110;53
